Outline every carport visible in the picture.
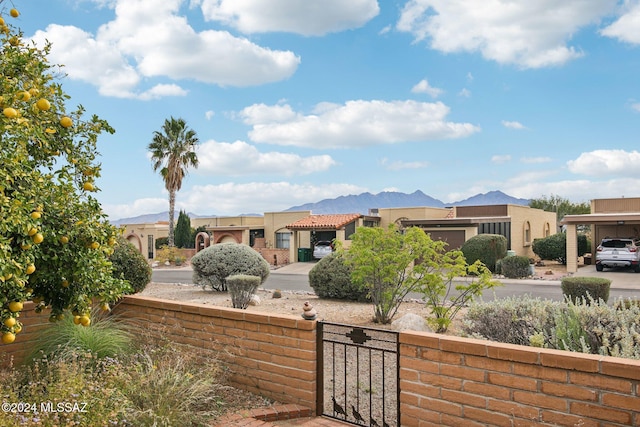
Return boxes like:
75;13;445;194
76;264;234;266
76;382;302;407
561;213;640;273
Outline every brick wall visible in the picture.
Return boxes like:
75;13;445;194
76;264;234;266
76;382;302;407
400;332;640;426
257;248;290;266
3;296;640;425
111;295;317;409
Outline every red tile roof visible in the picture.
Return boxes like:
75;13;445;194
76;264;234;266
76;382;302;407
287;213;362;230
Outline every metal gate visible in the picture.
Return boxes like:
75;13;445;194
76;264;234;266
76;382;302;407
317;322;399;427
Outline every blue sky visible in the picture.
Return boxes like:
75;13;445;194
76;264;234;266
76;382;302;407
13;0;640;220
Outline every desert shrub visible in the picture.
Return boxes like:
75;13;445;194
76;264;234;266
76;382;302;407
500;255;531;278
551;302;591;352
155;236;169;249
26;308;133;364
1;336;242;426
463;295;560;346
156;245;184;264
460;234;507;272
116;343;229;426
191;243;270;291
561;276;611;304
463;296;640;359
110;237;152;294
227;274;261;309
309;253;369;301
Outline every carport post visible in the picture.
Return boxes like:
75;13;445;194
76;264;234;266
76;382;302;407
566;224;578;273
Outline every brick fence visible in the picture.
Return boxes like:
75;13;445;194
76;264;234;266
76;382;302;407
112;295;318;410
2;295;640;426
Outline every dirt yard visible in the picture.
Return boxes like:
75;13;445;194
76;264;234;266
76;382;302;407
138;260;569;331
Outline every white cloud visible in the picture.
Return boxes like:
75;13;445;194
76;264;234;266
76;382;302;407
600;3;640;44
411;79;443;98
240;100;480;148
104;197;169;220
29;0;300;99
521;157;552;164
458;88;471;97
502;120;527;130
138;84;188;100
567;149;640;176
381;158;429;171
631;103;640;113
397;0;617;68
491;155;511;164
195;140;336;176
205;110;215;120
199;0;379;36
183;182;367;215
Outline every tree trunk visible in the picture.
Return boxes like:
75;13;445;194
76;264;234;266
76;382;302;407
168;190;176;247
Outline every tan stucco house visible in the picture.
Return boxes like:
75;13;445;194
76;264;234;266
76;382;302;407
121;203;555;266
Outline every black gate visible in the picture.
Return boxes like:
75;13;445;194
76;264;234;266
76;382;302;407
317;322;399;427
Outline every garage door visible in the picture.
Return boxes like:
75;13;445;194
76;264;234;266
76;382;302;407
426;230;466;249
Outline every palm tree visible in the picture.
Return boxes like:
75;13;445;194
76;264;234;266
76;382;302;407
148;117;199;247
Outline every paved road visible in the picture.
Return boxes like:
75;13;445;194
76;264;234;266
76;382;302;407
151;263;640;302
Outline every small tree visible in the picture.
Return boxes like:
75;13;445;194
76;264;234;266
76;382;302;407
191;243;269;291
344;225;500;327
174;210;192;248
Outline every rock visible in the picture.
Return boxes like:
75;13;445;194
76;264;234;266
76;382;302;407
272;289;282;299
249;295;261;306
301;301;317;320
391;313;432;332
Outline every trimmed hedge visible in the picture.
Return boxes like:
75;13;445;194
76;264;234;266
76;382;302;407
500;255;531;278
460;234;507;272
561;276;611;303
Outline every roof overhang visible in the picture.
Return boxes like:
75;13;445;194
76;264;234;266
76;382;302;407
402;216;511;228
561;213;640;225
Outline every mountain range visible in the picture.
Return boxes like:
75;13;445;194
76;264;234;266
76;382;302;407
112;190;530;225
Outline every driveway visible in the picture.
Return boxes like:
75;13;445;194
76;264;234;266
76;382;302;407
572;264;640;289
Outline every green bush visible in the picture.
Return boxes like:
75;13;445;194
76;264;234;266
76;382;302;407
500;255;531;278
561;276;611;304
227;274;261;309
110;237;152;294
191;243;270;291
460;234;507;272
533;233;590;263
309;253;369;301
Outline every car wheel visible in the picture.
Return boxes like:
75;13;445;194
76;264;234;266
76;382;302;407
595;264;604;272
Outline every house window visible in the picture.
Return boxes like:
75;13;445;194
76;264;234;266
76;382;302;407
276;232;290;249
524;221;531;246
147;235;154;259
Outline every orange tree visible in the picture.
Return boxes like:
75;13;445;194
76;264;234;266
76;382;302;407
0;4;130;343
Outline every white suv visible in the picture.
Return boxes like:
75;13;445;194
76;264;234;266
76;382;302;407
595;238;640;272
